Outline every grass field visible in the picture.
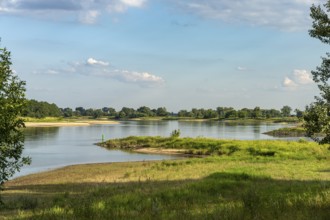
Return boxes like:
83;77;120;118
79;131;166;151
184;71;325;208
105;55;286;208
1;137;329;219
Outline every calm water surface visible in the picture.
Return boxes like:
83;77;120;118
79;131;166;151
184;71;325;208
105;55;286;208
16;121;293;178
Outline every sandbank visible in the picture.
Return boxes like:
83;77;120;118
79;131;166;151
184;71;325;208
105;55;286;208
134;147;187;155
25;120;119;127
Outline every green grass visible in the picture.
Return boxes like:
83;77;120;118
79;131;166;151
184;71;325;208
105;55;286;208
99;136;328;159
22;117;65;122
264;127;306;137
1;137;330;219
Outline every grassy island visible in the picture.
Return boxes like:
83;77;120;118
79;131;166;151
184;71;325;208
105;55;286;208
263;127;306;137
1;137;330;219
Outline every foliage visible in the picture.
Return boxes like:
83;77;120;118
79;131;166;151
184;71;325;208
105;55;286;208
304;1;330;144
23;101;302;121
281;105;292;117
170;129;181;138
0;46;30;197
23;99;62;118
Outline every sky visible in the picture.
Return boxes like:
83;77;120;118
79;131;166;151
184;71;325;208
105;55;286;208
0;0;327;112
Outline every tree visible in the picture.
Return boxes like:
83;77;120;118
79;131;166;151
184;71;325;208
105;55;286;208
156;107;169;117
225;110;237;119
280;105;292;117
295;109;304;119
237;109;248;119
62;107;73;118
75;107;86;116
304;1;330;144
107;107;117;117
252;107;261;119
22;99;62;118
137;106;154;117
0;46;30;197
92;109;103;119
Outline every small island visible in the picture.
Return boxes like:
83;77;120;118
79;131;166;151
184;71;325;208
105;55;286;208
263;126;306;137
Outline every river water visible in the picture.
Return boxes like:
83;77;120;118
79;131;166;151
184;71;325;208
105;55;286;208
16;120;293;178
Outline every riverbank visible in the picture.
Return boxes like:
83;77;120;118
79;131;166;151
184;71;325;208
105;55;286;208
2;137;329;219
25;120;119;127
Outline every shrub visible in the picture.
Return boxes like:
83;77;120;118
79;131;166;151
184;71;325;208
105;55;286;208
170;129;181;138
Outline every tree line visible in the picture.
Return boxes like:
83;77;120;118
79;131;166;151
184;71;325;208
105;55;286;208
22;99;302;120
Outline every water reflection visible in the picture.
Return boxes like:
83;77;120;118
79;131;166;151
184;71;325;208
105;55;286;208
24;127;59;141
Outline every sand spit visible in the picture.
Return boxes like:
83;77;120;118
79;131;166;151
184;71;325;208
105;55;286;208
25;121;119;127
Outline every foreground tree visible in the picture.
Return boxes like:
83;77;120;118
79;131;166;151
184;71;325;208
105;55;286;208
304;1;330;144
0;46;30;199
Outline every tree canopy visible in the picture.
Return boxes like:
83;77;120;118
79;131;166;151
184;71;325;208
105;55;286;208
0;46;30;198
304;1;330;144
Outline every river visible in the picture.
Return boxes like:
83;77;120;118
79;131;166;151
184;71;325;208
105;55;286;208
16;120;294;178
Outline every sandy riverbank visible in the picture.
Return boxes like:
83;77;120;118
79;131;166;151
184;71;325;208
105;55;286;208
133;147;188;156
25;120;119;127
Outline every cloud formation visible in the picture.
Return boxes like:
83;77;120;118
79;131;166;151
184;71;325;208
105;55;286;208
0;0;147;24
293;69;314;84
117;70;164;83
87;58;109;66
282;77;298;89
237;66;248;71
39;57;164;87
171;0;321;31
0;0;322;30
282;69;313;90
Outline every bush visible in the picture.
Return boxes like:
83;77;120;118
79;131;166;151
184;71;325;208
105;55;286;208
170;129;181;138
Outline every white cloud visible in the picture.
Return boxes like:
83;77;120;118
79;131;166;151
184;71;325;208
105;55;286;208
120;0;146;7
38;57;164;87
119;70;164;83
107;0;146;13
171;0;321;31
46;69;59;75
294;0;322;5
282;69;313;90
237;66;247;71
282;77;298;89
79;10;100;24
293;69;313;85
87;58;109;66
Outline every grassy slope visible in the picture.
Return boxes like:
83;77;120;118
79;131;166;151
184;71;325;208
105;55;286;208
1;138;330;219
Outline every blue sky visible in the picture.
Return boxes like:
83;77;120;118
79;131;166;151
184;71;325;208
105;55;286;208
0;0;326;112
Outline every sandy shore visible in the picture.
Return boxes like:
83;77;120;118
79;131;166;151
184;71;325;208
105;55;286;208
133;147;195;157
25;120;119;127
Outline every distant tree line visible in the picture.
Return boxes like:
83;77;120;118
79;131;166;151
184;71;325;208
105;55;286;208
22;100;302;120
177;106;299;119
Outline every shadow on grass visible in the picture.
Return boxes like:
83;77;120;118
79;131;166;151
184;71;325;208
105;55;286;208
2;172;330;220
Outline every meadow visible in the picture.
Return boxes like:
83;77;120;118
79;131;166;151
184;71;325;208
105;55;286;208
1;137;329;219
